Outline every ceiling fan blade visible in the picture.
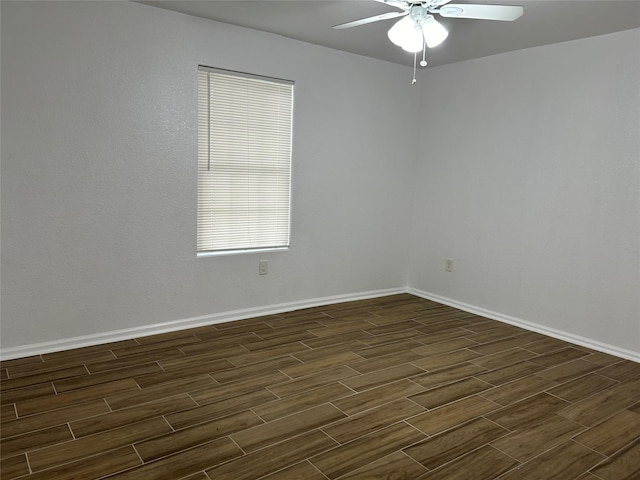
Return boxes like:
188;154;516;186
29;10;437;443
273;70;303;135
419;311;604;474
333;11;407;29
436;4;523;21
373;0;410;10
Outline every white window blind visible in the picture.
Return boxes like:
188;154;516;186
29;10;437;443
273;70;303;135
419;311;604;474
197;66;293;254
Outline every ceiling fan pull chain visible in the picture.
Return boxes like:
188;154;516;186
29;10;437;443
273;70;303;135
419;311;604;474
420;35;428;67
412;50;417;84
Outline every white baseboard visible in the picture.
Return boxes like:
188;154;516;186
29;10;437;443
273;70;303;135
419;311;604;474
0;288;404;360
3;286;638;363
407;287;640;363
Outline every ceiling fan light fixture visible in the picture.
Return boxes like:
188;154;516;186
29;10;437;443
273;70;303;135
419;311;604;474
422;15;448;48
387;16;424;53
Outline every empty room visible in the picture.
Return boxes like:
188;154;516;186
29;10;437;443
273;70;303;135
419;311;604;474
1;0;639;479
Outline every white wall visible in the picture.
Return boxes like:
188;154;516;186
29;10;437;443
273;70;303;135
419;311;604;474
0;1;418;350
409;29;640;355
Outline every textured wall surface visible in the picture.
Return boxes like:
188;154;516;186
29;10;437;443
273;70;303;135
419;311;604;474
1;1;418;348
409;28;640;353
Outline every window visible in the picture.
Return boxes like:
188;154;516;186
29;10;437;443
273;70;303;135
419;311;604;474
197;66;294;255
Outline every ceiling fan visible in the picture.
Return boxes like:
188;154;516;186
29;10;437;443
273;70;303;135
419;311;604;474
334;0;523;74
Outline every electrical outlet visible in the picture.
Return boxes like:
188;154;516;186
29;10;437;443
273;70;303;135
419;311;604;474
259;260;268;275
445;258;453;272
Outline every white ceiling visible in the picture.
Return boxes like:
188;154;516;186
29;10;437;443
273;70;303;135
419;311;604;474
139;0;640;68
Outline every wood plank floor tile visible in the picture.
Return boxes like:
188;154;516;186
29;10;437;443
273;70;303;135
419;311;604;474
16;378;140;416
22;445;142;480
0;404;16;423
411;362;488;389
409;377;492;409
232;404;345;453
309;320;378;338
476;361;546;386
337;451;428;480
86;347;185;373
269;366;358;398
583;351;623;366
499;441;604;480
490;415;585;462
292;341;367;363
546;372;618;403
70;394;196;437
1;366;89;392
480;375;556;406
352;339;424;360
228;343;310;367
0;356;43;370
301;330;373;349
362;321;423;337
589;438;640;480
342;364;424;392
180;333;260;353
598;360;640;383
411;349;481;371
111;336;201;357
40;339;138;361
257;321;327;340
53;362;162;392
179;472;211;480
420;445;517;480
280;352;361;378
333;379;424;415
205;430;338;480
536;359;601;383
323;398;424;444
242;331;318;351
258;460;327;480
136;410;263;462
2;399;109;439
412;328;471;345
310;423;426;479
611;377;640;400
105;376;216;410
573;409;640;455
406;417;509;470
0;453;30;479
132;361;232;389
166;389;277;429
468;336;533;355
113;437;244;480
253;383;353;422
558;389;636;427
6;351;114;378
469;348;536;370
410;337;478;357
407;396;500;436
189;372;287;405
158;346;242;369
529;347;590;367
210;356;300;384
522;338;572;354
0;383;55;406
1;424;73;459
349;350;424;374
27;417;172;471
358;330;422;347
486;393;570;430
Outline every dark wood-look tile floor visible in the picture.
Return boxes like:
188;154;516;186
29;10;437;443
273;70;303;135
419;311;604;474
1;294;639;479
